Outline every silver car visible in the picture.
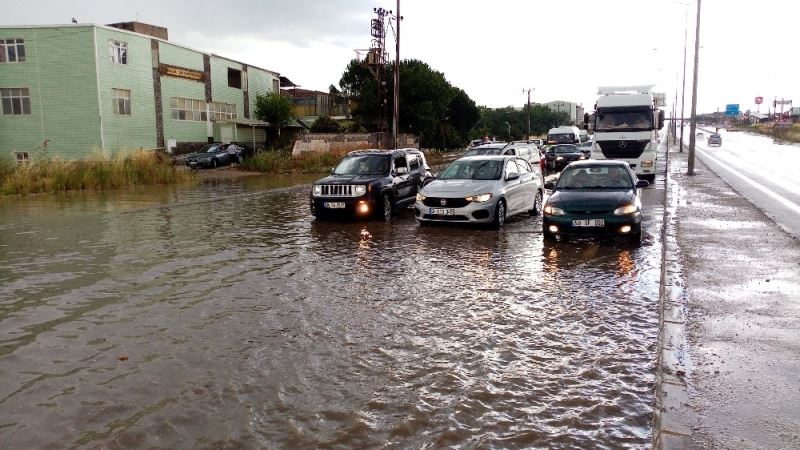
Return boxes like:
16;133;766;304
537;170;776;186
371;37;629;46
415;155;544;228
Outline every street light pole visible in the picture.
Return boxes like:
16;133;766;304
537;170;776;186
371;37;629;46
687;0;701;175
679;5;688;152
524;88;534;139
392;0;400;149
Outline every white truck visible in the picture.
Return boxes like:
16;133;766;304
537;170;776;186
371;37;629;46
586;86;664;182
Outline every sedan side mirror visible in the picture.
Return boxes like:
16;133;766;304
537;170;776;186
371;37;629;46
506;172;520;181
544;181;555;190
636;179;650;188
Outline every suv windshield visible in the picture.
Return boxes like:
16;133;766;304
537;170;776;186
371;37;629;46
333;155;390;176
596;110;654;131
556;166;633;189
440;159;504;180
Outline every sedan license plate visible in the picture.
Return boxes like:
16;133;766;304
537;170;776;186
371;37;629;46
429;208;455;216
573;219;604;227
324;202;345;209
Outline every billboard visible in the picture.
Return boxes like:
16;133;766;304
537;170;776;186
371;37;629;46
755;96;763;105
725;104;740;116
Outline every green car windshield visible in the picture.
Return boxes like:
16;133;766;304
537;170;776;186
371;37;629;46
440;159;504;180
557;166;633;189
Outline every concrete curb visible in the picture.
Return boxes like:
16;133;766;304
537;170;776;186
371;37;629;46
652;145;692;449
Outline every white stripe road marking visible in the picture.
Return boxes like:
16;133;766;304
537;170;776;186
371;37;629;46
697;148;800;216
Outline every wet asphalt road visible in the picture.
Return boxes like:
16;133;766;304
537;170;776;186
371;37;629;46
0;167;665;448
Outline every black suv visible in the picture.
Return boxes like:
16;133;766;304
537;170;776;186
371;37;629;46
310;149;431;220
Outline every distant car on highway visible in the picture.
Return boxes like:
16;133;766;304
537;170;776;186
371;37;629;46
696;132;704;140
185;143;241;169
415;155;543;228
707;133;722;146
542;160;649;244
545;144;587;171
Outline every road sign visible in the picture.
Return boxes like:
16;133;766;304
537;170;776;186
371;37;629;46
755;96;763;105
775;99;793;106
725;104;740;116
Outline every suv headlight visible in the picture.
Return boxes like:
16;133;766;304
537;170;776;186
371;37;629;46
544;204;565;216
613;204;640;216
312;185;322;197
641;160;653;168
416;192;426;202
354;185;367;196
466;193;492;203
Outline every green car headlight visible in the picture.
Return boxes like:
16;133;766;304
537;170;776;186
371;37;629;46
613;204;639;216
544;204;565;216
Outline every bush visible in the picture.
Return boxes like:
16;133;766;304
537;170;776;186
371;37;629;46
240;149;349;174
0;149;195;196
310;116;343;133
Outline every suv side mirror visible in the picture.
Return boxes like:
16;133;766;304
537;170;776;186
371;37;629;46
658;110;665;130
544;181;555;190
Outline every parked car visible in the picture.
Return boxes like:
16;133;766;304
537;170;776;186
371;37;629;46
542;160;649;244
415;155;544;228
707;133;722;146
696;132;704;140
545;144;587;171
185;143;241;169
310;149;431;220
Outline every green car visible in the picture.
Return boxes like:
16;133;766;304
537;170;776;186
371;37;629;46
542;160;649;244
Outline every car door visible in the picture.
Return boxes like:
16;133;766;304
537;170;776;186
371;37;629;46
392;154;413;204
503;159;523;214
407;154;423;196
514;158;536;211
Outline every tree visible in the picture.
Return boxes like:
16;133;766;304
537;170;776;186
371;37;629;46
310;116;342;133
254;92;294;137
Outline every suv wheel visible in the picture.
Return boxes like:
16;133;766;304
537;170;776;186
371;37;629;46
211;159;218;169
379;194;393;221
493;199;506;229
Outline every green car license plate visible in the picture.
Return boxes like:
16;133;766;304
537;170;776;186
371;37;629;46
572;219;604;227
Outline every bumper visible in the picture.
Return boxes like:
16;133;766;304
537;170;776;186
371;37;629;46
543;213;641;237
310;196;375;217
414;200;497;224
186;160;212;168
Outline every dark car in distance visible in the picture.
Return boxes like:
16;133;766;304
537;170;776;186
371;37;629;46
310;149;431;220
542;160;649;244
545;144;587;172
185;143;241;169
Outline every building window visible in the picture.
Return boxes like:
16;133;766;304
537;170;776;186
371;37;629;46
0;88;31;115
112;88;131;115
211;102;237;120
15;152;30;165
170;97;207;121
0;39;26;63
109;40;127;64
228;68;242;89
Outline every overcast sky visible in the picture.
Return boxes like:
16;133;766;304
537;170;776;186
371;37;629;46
3;0;798;114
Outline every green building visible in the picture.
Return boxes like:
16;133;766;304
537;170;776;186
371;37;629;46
0;22;280;161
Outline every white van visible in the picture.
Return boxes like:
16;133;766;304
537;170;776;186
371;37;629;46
547;126;582;145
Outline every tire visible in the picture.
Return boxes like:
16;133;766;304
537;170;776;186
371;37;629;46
530;190;543;216
211;159;218;169
628;225;642;247
492;199;506;229
642;174;655;184
378;194;393;221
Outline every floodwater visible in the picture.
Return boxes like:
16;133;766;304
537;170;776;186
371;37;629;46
0;171;664;449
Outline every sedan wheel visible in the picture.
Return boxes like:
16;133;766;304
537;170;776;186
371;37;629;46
530;190;543;216
211;159;218;169
493;200;506;229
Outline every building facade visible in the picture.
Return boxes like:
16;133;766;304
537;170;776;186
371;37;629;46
542;100;584;125
0;23;281;161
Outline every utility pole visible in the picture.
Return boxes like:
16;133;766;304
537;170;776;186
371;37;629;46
687;0;701;175
524;88;534;139
679;5;688;152
392;0;401;149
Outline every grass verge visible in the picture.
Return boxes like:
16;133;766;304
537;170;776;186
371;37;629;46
746;123;800;143
1;150;195;196
240;149;349;174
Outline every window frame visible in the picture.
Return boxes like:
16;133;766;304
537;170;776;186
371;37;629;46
109;39;128;65
15;152;30;165
0;38;26;63
112;88;131;116
1;87;32;115
227;68;242;89
170;97;208;122
210;101;237;120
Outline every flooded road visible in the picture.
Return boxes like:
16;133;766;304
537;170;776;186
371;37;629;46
1;170;665;448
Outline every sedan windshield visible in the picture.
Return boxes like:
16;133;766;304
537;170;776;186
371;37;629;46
556;166;633;189
439;159;504;180
333;155;389;176
200;144;219;153
552;145;580;154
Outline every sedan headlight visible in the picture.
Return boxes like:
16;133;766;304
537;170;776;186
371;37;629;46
312;185;322;197
466;193;492;203
354;185;367;196
416;192;426;202
544;204;565;216
613;204;640;216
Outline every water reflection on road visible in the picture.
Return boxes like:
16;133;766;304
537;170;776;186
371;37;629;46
0;173;664;448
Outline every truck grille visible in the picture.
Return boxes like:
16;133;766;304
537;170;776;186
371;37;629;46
320;185;360;197
596;140;649;159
